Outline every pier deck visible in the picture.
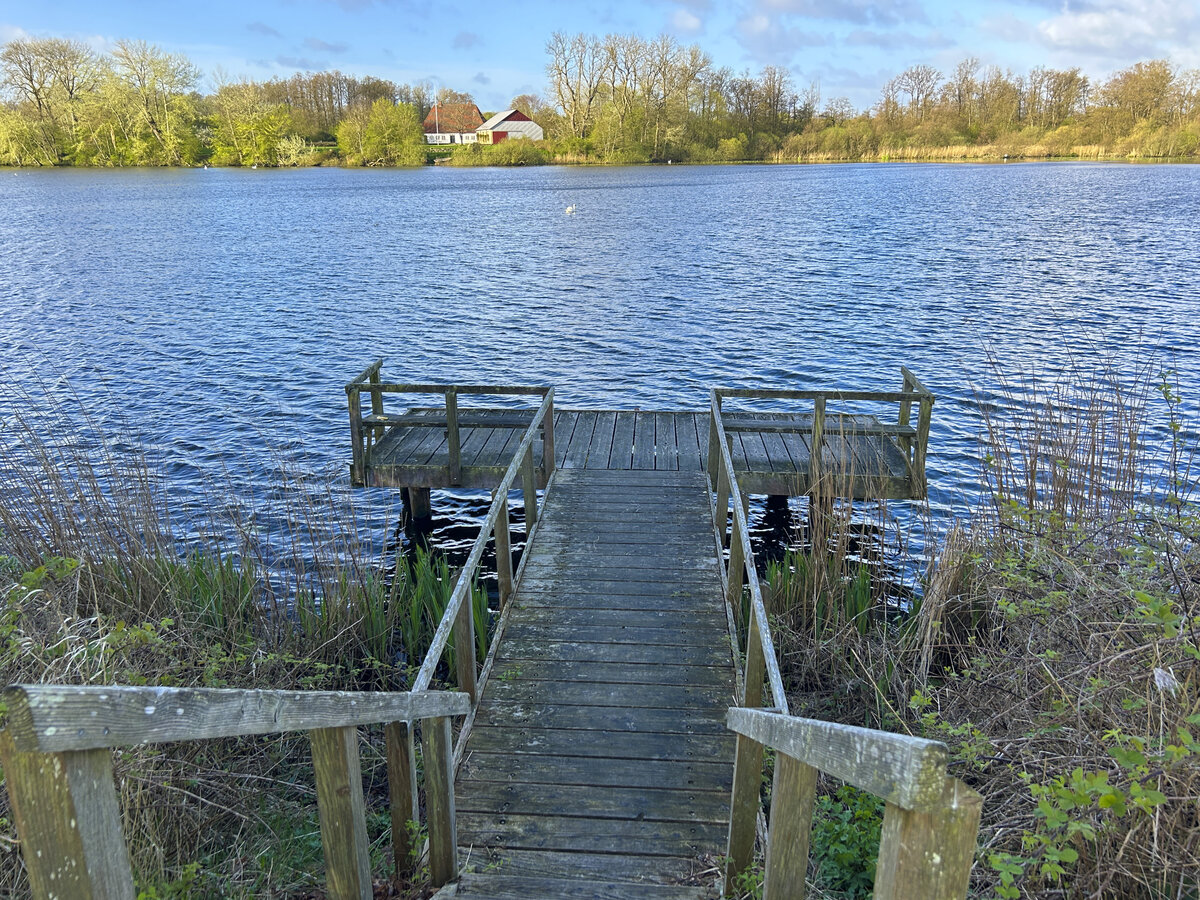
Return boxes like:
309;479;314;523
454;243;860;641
453;468;734;898
357;409;923;499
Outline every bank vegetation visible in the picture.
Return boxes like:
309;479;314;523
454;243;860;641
1;32;1198;168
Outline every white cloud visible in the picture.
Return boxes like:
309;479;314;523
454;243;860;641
1036;0;1199;62
0;24;32;43
672;9;703;32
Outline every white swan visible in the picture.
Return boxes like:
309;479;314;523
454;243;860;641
565;204;576;214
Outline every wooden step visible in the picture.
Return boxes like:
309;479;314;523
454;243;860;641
447;872;716;899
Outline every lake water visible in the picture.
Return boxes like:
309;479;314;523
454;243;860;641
2;163;1198;576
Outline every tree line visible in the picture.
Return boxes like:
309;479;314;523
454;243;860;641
2;33;1198;167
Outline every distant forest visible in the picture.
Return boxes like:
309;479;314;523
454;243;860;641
2;31;1198;167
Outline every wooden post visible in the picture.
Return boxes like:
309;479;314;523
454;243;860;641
873;777;982;900
310;727;372;900
348;387;365;486
522;446;539;527
494;489;514;605
406;488;432;524
898;371;914;464
542;393;556;480
385;721;419;876
707;409;720;482
422;716;458;887
725;731;765;895
914;395;933;499
808;397;829;552
0;730;135;900
368;368;385;442
453;589;478;702
715;462;730;542
763;754;818;900
445;390;461;485
726;514;746;628
726;616;768;896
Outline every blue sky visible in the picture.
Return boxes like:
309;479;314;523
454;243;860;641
2;0;1197;112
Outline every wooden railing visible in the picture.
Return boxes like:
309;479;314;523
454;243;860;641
1;390;556;900
0;685;470;900
709;367;935;497
345;360;554;487
708;394;981;899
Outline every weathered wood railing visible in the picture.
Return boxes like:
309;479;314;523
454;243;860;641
0;685;470;900
2;390;556;899
399;387;555;882
345;360;554;487
709;368;935;498
709;394;980;899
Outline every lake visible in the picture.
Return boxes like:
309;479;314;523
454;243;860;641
2;162;1198;573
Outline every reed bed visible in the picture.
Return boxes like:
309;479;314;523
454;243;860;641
0;378;487;897
769;356;1199;898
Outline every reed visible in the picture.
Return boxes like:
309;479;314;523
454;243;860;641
0;375;490;895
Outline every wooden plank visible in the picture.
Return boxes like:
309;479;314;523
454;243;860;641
560;410;593;468
454;873;711;900
512;587;719;607
584;411;617;469
726;708;949;813
608;412;636;469
674;413;702;473
0;730;135;900
501;621;727;649
738;430;773;474
423;716;458;887
459;750;733;792
464;423;506;468
759;430;798;474
472;705;729;736
655;412;678;470
484;679;732;709
4;686;471;752
633;411;657;469
463;727;734;763
511;604;725;629
458;781;730;823
495;639;729;666
458;847;709;883
489;657;730;687
458;811;725;857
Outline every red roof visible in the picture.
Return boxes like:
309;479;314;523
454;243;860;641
423;103;485;134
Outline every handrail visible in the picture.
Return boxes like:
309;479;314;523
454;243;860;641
411;388;555;697
0;684;471;900
2;388;557;900
712;371;935;498
725;708;982;900
709;393;788;715
345;362;554;487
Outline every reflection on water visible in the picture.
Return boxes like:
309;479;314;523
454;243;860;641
2;163;1197;583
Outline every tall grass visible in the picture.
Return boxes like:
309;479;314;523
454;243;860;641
770;354;1200;897
0;377;489;895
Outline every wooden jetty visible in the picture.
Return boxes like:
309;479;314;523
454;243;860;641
346;361;934;505
0;366;984;900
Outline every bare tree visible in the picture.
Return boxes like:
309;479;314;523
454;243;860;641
896;64;941;119
545;31;605;138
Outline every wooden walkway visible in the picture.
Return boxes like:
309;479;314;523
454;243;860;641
451;468;735;899
363;409;915;498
